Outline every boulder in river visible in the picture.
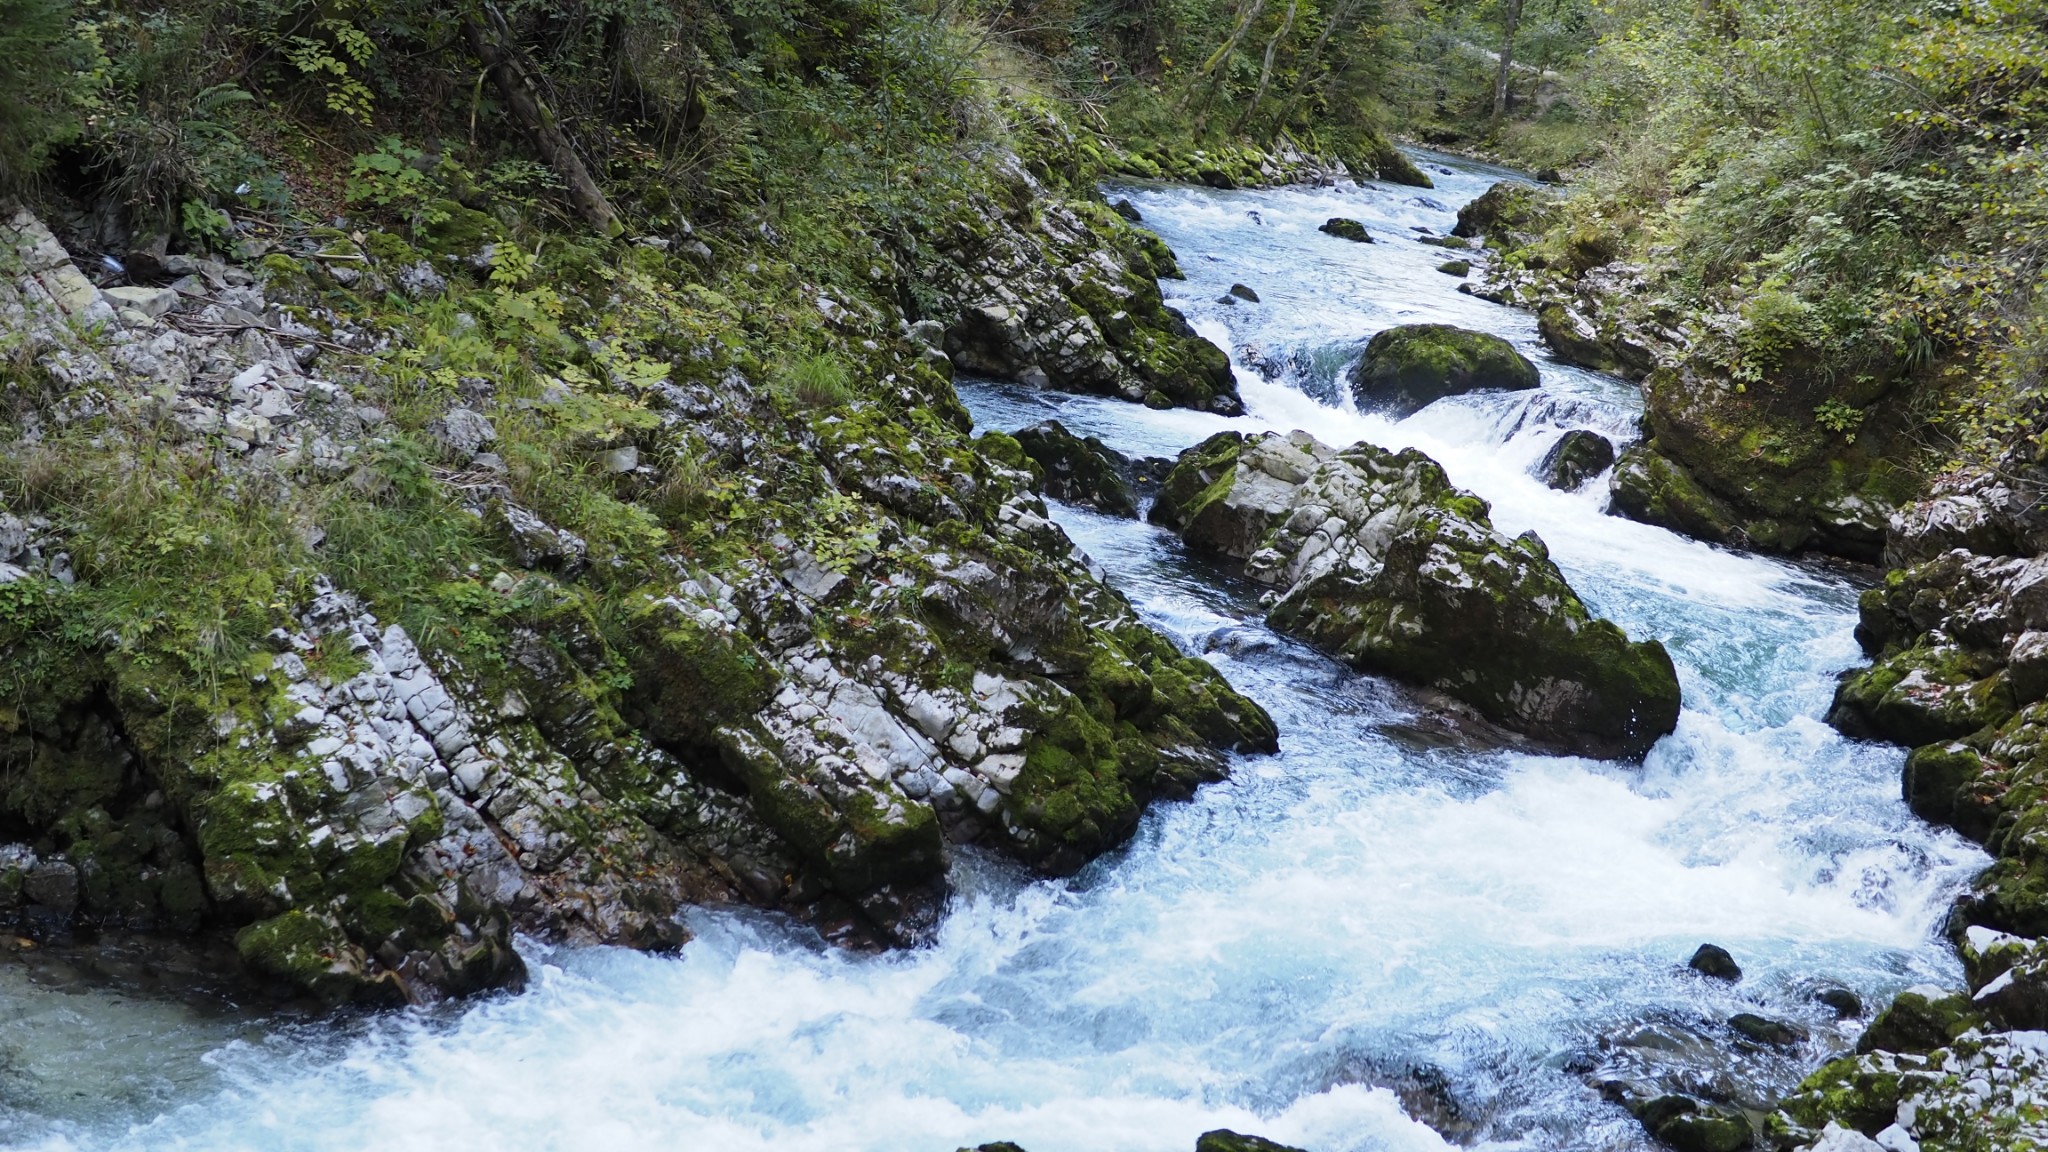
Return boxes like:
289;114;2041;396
1539;429;1616;491
1436;259;1470;278
1151;430;1682;758
1009;419;1140;518
1349;324;1541;418
1634;1097;1753;1152
1319;217;1373;243
1195;1133;1306;1152
1728;1012;1807;1048
1227;283;1260;302
1689;944;1743;981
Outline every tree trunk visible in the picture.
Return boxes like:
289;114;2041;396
1490;0;1524;123
1177;0;1267;114
1269;0;1360;130
1234;0;1299;133
464;8;622;236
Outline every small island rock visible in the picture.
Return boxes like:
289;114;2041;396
1349;323;1542;418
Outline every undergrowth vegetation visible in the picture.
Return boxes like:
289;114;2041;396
1495;0;2048;466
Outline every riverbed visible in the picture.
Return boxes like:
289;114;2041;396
0;154;1989;1152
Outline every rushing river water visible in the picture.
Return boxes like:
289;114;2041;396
0;154;1994;1152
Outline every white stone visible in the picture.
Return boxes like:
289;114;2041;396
102;285;180;318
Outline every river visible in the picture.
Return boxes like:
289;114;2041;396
0;153;1990;1152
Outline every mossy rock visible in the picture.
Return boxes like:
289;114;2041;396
1827;646;2014;748
1012;419;1140;518
1349;324;1540;418
1158;431;1681;758
1537;302;1619;372
1856;989;1983;1055
1608;444;1747;544
1778;1055;1906;1136
1436;259;1471;277
235;909;405;1006
1148;430;1248;536
1654;1109;1753;1152
1902;740;1999;840
1347;131;1432;188
1629;363;1923;562
414;200;505;259
1195;1132;1307;1152
1453;181;1549;240
1319;217;1373;243
1539;429;1615;491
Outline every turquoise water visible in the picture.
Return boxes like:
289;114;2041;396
1;155;1986;1152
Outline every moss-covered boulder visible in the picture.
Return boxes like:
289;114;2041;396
1608;445;1747;545
1152;430;1681;757
1540;429;1616;491
1857;989;1984;1055
1453;181;1549;242
1538;301;1620;372
1826;645;2014;747
1777;1055;1909;1137
1318;217;1373;243
1607;364;1921;562
1012;419;1141;517
1436;259;1471;277
1349;324;1541;418
1195;1132;1307;1152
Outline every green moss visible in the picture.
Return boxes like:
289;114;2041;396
1830;646;2013;747
630;601;779;750
1149;431;1245;531
235;909;402;1005
1779;1056;1905;1136
1350;324;1540;417
1857;989;1983;1055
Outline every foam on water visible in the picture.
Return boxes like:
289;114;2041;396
1;155;1991;1152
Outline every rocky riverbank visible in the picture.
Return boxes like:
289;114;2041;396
1408;176;2048;1152
1454;182;1924;564
0;135;1281;1005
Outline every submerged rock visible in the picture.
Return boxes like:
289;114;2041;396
1728;1012;1807;1048
1348;324;1540;418
1318;217;1373;243
1010;419;1141;517
1539;429;1616;491
1151;430;1681;758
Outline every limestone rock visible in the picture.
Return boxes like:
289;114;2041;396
101;284;180;319
1453;181;1548;241
1540;429;1616;491
1152;430;1681;758
1011;419;1140;517
922;164;1242;415
1349;324;1541;418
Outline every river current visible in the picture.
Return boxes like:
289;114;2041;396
0;154;1991;1151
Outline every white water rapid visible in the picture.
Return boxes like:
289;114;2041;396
0;153;1991;1152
